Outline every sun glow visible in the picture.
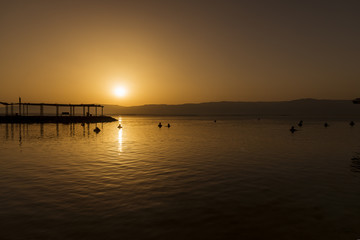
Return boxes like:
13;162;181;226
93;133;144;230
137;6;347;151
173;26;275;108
114;87;127;97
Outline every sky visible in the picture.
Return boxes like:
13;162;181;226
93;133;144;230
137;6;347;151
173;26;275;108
0;0;360;106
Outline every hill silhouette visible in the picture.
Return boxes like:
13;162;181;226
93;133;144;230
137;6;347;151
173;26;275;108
104;99;360;116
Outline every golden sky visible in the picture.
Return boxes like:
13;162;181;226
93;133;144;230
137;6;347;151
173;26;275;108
1;1;359;106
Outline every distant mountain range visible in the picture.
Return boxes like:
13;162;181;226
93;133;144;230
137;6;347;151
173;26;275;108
1;99;360;116
104;99;360;116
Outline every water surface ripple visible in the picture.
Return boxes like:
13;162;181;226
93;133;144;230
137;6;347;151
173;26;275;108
1;116;360;239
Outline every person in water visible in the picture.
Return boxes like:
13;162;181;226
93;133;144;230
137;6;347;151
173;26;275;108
167;123;171;128
290;126;297;133
158;122;162;128
298;120;303;127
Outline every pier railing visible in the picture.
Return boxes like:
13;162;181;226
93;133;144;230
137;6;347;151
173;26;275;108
0;98;104;116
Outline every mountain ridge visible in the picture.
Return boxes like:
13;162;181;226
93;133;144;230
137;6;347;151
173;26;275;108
104;99;360;116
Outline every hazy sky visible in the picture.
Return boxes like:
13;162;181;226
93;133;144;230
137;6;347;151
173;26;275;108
1;0;359;106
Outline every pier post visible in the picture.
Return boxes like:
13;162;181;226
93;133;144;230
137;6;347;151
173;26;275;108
95;106;97;116
69;105;72;116
101;106;104;116
56;106;59;116
11;104;13;116
40;105;44;116
19;122;22;143
87;106;90;116
83;106;85;116
19;97;22;116
5;105;8;116
26;105;29;116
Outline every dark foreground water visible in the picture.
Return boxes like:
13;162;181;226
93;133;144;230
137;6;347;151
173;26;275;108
1;116;360;240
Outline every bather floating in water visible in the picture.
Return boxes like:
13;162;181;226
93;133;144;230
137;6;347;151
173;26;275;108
158;122;162;128
118;124;122;129
298;120;303;127
94;127;101;133
290;126;297;133
350;121;355;127
167;123;171;128
324;122;329;128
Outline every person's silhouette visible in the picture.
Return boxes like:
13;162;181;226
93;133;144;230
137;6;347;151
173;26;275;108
290;126;297;133
298;120;303;127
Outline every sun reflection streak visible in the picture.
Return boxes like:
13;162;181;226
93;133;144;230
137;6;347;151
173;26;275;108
118;118;123;153
118;128;123;153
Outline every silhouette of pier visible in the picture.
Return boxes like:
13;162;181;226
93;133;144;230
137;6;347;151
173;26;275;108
353;98;360;104
0;98;116;123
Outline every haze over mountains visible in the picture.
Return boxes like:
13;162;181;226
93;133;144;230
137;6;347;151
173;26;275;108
1;99;360;116
105;99;360;116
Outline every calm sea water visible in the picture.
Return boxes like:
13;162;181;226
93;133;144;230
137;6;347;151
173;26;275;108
1;116;360;240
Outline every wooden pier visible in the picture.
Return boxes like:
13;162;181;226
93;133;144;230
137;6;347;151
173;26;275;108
353;98;360;104
0;98;116;123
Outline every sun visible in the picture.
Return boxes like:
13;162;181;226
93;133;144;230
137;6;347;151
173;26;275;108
113;87;127;97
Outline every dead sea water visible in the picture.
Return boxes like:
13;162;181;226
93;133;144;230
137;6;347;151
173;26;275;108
1;116;360;240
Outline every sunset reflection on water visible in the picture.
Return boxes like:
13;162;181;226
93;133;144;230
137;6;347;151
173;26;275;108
1;116;360;240
118;128;123;153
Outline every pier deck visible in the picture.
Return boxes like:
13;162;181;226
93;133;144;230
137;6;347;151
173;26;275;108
1;98;117;123
0;115;117;123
